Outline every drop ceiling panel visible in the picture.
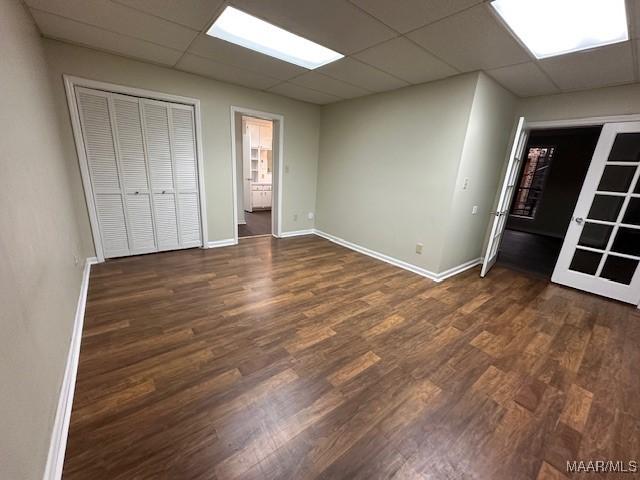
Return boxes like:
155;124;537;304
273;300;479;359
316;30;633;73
349;0;482;34
26;0;198;51
407;4;530;71
354;37;457;84
176;54;282;90
267;82;342;104
111;0;225;31
188;35;307;80
290;72;372;98
317;57;409;92
486;62;560;97
31;10;183;66
228;0;396;54
539;42;635;91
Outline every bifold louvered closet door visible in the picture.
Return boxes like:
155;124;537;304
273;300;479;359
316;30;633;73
75;87;202;258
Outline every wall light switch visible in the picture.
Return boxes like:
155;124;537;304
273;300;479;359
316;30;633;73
307;212;314;220
415;243;423;254
472;205;479;215
293;213;298;221
285;165;290;173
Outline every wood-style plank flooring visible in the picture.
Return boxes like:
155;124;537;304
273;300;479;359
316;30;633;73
238;210;271;238
63;235;640;479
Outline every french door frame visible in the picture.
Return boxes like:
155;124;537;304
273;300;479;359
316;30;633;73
487;112;640;307
64;75;209;262
230;106;284;243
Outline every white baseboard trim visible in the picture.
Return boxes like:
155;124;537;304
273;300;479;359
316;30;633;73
43;257;95;480
436;257;482;282
279;229;315;238
313;229;481;283
313;229;441;281
205;238;236;249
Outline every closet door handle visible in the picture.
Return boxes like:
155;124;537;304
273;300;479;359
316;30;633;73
162;190;166;194
134;191;140;195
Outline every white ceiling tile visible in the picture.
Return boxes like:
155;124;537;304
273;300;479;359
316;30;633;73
290;71;371;98
175;53;282;90
26;0;197;50
188;35;307;80
486;62;560;97
111;0;225;31
539;42;635;91
267;82;342;104
407;4;530;71
31;10;183;66
228;0;396;54
349;0;482;34
354;37;457;84
317;57;408;92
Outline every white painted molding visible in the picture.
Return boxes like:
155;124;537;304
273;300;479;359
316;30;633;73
437;257;483;282
313;229;441;281
205;238;236;248
230;106;285;244
280;229;315;238
312;230;483;282
43;257;95;480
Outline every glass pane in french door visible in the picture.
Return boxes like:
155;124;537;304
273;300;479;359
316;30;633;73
608;133;640;161
568;132;640;286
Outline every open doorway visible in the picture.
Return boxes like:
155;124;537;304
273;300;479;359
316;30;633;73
231;107;283;242
496;127;602;277
239;116;273;237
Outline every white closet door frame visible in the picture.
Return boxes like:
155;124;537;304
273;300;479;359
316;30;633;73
64;75;208;262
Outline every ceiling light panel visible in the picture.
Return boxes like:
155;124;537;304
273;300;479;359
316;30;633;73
207;6;344;69
491;0;629;59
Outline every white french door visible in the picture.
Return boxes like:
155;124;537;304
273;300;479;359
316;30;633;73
76;87;203;259
481;117;528;277
552;122;640;304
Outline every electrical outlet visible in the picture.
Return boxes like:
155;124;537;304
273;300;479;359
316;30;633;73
415;243;423;254
307;212;314;220
472;205;479;215
293;213;298;221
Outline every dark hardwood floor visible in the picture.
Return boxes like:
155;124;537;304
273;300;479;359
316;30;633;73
497;229;563;279
238;210;271;237
63;235;640;480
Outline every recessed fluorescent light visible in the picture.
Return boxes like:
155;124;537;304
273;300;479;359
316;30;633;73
206;6;344;69
491;0;629;59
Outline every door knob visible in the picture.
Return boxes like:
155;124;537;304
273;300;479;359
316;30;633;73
162;190;166;194
575;217;584;224
134;191;140;195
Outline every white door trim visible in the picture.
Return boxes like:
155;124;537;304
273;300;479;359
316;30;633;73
230;106;284;243
526;114;640;130
63;75;209;262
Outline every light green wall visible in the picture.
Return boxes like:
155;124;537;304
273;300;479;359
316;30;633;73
43;39;321;252
439;73;517;272
316;74;479;273
0;1;86;478
518;82;640;121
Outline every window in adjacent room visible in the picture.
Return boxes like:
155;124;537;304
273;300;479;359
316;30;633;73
510;146;556;218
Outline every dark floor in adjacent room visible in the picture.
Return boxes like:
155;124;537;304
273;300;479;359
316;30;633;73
63;235;640;480
238;210;272;238
497;229;563;278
